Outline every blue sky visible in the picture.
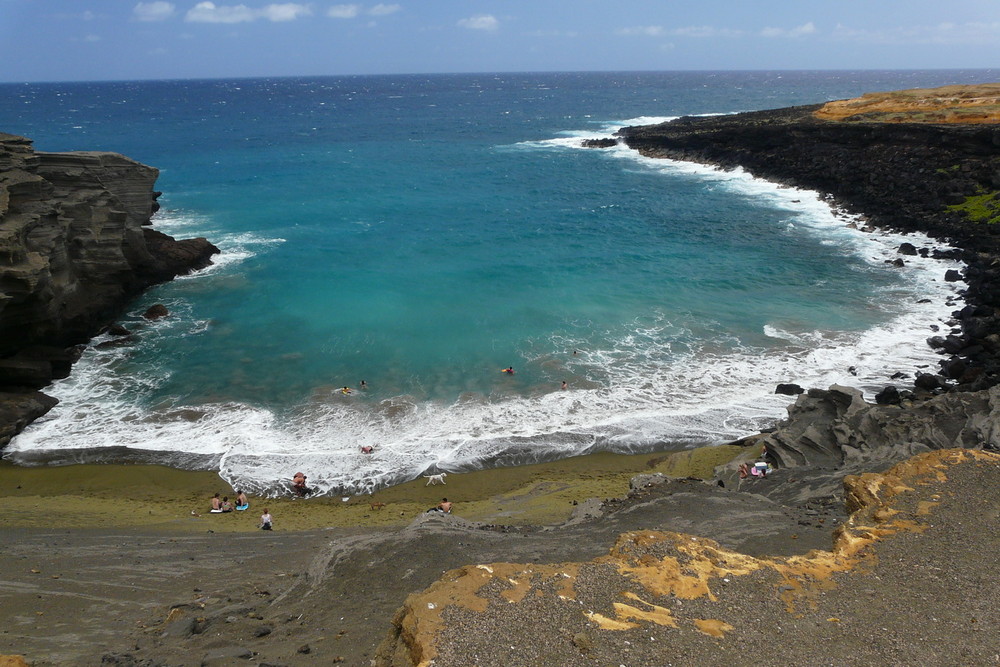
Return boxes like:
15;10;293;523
1;0;998;82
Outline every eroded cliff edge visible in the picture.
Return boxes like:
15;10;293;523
0;132;219;446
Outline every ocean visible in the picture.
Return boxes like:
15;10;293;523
1;70;993;495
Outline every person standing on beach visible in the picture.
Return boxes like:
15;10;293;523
259;508;273;530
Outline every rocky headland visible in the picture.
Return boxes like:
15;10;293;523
0;132;219;448
618;89;1000;394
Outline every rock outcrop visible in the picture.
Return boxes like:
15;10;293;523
0;132;219;446
758;384;999;470
374;449;1000;666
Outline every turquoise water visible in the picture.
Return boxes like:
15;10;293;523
0;71;989;494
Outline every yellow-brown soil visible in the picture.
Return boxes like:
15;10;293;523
814;83;1000;124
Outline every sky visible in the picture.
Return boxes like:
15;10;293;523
0;0;998;82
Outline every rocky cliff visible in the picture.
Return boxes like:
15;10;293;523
0;132;218;445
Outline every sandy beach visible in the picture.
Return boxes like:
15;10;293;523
0;445;748;666
0;445;741;532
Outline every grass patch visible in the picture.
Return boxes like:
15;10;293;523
948;189;1000;224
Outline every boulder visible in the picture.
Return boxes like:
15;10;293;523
143;304;169;320
874;385;901;405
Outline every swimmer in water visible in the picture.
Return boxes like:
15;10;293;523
502;366;514;375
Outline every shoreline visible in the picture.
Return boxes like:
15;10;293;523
0;444;743;532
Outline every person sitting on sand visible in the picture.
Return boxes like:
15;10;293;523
292;472;308;496
210;492;223;513
235;490;249;510
221;496;233;512
427;498;452;514
259;508;273;530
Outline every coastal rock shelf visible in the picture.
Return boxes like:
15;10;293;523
0;132;219;446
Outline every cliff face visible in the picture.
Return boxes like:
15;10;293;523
0;132;219;444
1;132;218;353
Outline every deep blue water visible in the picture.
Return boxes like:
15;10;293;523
1;70;990;494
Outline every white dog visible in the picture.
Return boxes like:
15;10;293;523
424;472;447;486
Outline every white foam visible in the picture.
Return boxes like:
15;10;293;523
151;207;286;277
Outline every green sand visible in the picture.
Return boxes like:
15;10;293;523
0;445;743;531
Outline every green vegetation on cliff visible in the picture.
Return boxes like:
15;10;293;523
949;188;1000;224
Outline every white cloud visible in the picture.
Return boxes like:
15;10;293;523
670;25;743;38
261;3;312;21
328;4;361;18
616;25;664;37
761;22;816;38
185;2;311;23
368;3;400;16
133;2;176;22
833;20;1000;45
458;14;498;31
186;2;256;22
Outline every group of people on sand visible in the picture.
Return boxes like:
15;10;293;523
738;446;773;480
209;490;249;513
207;490;273;529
